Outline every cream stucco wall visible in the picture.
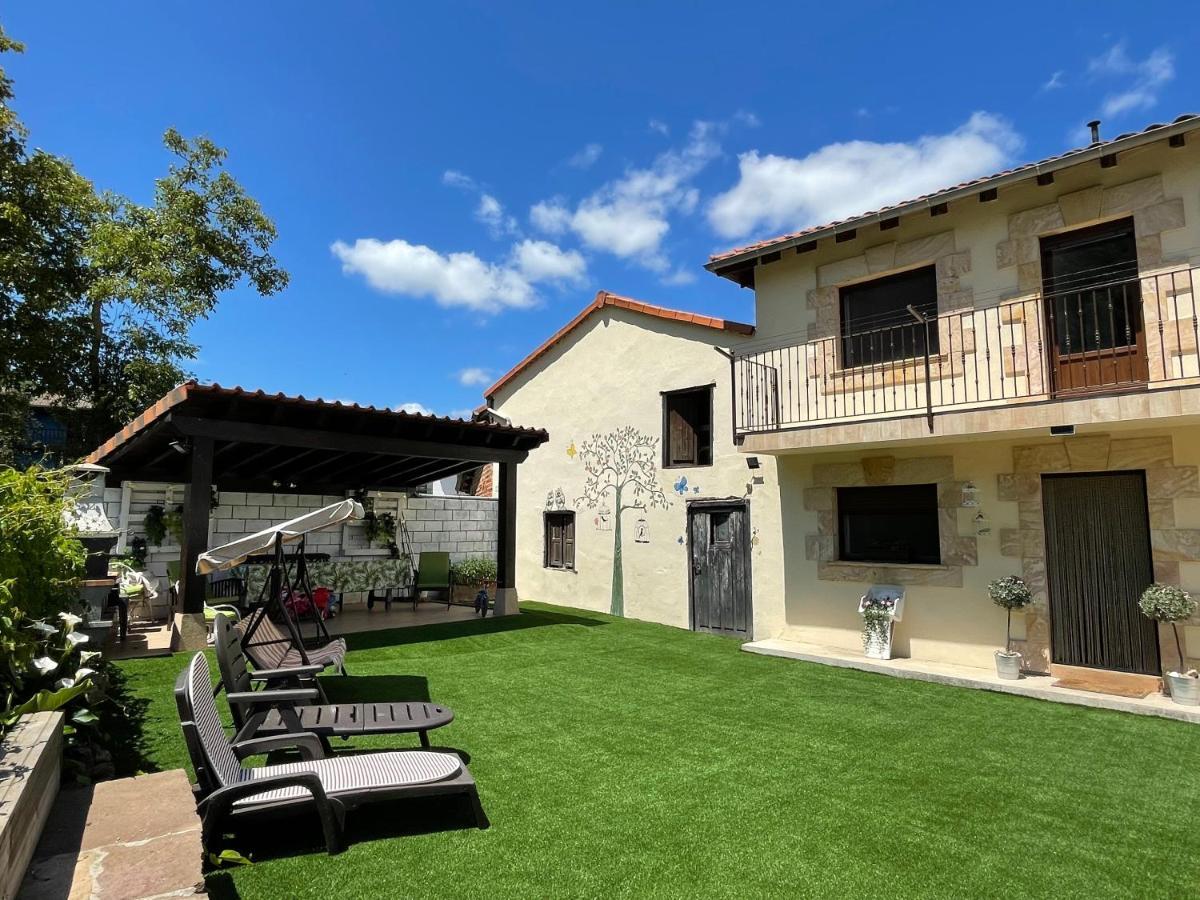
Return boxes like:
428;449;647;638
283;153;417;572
774;423;1200;671
492;306;785;637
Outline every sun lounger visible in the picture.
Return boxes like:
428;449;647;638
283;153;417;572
175;652;487;854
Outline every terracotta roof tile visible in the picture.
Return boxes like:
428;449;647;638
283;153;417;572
484;290;754;401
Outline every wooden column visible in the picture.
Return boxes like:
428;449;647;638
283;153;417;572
178;436;213;617
495;461;518;615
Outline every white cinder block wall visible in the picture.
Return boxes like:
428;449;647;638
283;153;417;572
100;484;497;592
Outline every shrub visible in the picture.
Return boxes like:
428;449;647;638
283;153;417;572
1139;583;1196;674
988;575;1033;655
0;465;86;619
452;557;497;586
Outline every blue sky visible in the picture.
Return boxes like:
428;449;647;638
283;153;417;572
5;3;1196;418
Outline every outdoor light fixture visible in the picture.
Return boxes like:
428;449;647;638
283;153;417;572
746;457;761;470
169;440;190;455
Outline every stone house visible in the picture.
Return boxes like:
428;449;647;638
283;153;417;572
705;114;1200;687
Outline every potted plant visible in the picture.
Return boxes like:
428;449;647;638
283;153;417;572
859;594;899;659
451;557;498;610
1138;583;1199;705
988;575;1032;680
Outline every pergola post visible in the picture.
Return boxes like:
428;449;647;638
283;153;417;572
495;461;519;616
173;435;213;651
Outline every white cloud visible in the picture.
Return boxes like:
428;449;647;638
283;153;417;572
447;407;476;420
529;199;571;235
1089;43;1174;118
648;119;670;136
531;121;721;274
396;402;434;415
457;367;492;387
1042;70;1065;91
707;112;1022;240
331;235;585;314
476;194;519;237
567;143;603;169
442;170;476;191
733;110;761;128
512;239;586;283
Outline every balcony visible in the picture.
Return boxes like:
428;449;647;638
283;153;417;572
730;265;1200;447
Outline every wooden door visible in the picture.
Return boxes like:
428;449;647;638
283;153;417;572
688;502;751;638
1042;472;1159;675
1041;219;1149;395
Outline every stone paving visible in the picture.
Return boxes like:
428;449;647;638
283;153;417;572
19;769;202;900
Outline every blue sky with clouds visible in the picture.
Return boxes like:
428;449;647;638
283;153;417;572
5;2;1195;417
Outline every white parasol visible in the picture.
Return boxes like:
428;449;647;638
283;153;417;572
196;499;364;574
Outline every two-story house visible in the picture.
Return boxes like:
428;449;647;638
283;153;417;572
706;114;1200;689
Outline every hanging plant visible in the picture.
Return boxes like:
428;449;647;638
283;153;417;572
144;505;167;546
162;505;185;545
363;510;396;546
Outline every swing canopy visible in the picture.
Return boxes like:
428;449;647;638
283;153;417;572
197;499;364;574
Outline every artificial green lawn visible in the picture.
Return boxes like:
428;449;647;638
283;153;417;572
110;603;1200;898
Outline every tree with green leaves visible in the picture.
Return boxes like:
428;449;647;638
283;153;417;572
0;24;288;459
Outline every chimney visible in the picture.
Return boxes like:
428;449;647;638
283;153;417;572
1087;119;1102;145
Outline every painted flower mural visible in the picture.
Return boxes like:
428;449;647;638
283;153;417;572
575;427;669;617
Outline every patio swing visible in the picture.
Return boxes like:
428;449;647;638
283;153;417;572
197;500;364;674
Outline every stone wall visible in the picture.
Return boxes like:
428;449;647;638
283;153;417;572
996;433;1200;674
99;484;497;593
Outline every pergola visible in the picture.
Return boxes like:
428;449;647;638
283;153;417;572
85;382;548;639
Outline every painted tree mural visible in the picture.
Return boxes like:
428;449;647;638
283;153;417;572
576;427;669;616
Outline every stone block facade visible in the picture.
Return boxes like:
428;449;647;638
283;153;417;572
803;454;979;587
996;433;1200;674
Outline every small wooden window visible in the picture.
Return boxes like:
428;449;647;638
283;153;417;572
837;484;940;565
544;511;575;570
662;386;713;468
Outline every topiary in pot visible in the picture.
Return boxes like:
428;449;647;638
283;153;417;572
1138;583;1199;705
988;575;1033;680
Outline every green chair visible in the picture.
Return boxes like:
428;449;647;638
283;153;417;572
412;552;451;610
167;560;242;632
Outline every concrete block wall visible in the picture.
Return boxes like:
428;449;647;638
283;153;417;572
97;484;498;592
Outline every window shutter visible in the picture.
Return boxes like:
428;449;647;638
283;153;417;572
549;518;562;568
563;515;575;569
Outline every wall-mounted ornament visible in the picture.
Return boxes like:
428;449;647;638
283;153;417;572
673;476;689;496
545;488;568;510
751;526;761;548
974;511;991;536
961;481;980;508
634;518;649;544
595;509;612;531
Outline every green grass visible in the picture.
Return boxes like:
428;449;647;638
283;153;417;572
110;603;1200;899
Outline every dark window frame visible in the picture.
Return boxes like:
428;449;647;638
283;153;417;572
543;510;576;571
836;483;941;565
661;384;715;469
838;265;939;369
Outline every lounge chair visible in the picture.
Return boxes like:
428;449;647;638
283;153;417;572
214;614;454;749
412;551;452;610
175;653;487;854
237;608;347;674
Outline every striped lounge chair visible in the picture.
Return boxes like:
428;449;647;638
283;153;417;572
214;614;454;749
236;608;347;674
175;653;488;854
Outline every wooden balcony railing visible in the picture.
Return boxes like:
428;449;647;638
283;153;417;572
730;265;1199;438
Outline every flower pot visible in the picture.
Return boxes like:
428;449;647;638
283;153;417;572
994;650;1023;680
1165;671;1200;706
862;620;894;660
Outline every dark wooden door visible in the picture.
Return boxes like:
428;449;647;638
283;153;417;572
688;502;751;638
1041;219;1149;395
1042;472;1159;675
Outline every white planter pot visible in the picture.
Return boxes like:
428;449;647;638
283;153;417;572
994;650;1023;680
1165;671;1200;706
862;620;894;660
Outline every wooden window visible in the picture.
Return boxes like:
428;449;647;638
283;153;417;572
836;484;940;565
544;511;575;570
662;386;713;468
839;265;938;367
